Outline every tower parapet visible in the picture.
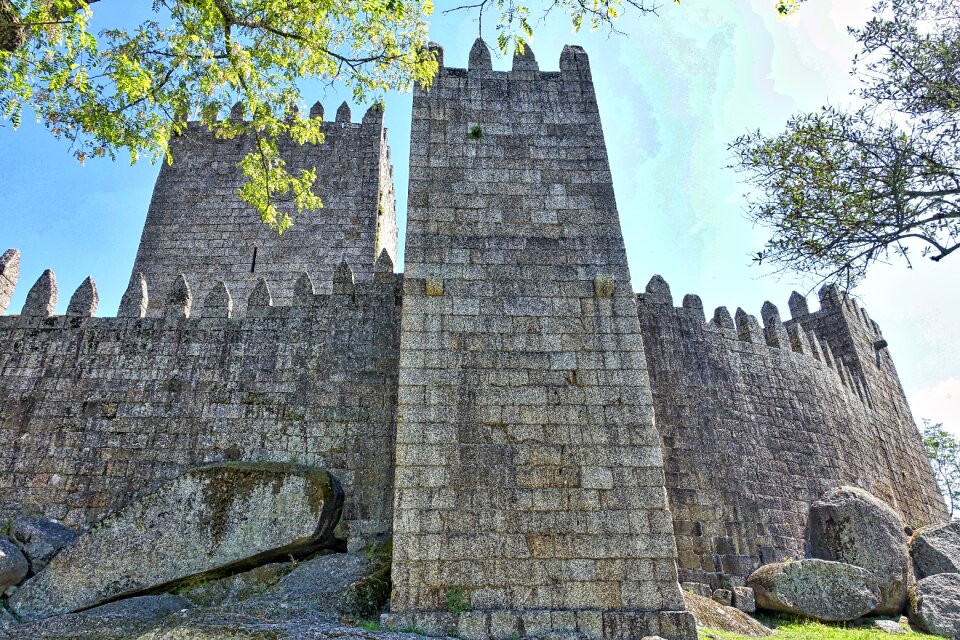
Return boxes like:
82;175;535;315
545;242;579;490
130;99;397;317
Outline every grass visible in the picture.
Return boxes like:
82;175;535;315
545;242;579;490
699;614;938;640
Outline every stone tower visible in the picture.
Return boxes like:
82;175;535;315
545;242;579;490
130;102;397;315
388;41;695;640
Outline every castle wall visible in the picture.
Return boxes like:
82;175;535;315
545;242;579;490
635;278;947;588
388;42;694;640
0;263;401;549
131;105;398;316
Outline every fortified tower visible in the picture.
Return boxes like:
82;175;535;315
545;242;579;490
388;41;695;639
131;102;397;316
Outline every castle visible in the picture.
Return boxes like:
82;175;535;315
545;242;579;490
0;40;948;640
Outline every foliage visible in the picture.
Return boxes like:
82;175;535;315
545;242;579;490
700;613;937;639
446;0;806;56
730;0;960;288
0;0;438;232
921;418;960;519
0;1;808;231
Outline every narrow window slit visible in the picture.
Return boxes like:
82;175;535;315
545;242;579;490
250;247;258;273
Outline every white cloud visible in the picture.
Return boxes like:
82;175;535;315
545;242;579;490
911;377;960;430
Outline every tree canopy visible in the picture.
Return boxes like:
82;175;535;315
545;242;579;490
1;0;802;231
730;0;960;288
922;419;960;519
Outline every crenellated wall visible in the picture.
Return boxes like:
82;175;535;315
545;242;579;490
0;255;402;550
635;275;948;589
131;102;398;317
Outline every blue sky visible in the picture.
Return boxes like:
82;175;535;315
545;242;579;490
1;0;957;428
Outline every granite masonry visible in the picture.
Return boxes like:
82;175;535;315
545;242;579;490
0;40;947;640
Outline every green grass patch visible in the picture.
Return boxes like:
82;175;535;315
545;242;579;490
699;614;937;640
357;619;381;632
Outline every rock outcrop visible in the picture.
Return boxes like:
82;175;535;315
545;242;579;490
806;486;911;615
0;536;28;592
908;572;960;638
10;515;78;574
2;595;193;640
9;463;343;620
681;592;772;637
747;559;881;622
912;521;960;579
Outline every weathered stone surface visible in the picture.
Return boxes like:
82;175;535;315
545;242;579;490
177;562;292;608
9;463;343;620
873;619;907;634
263;552;390;619
129;100;396;316
2;595;192;640
639;282;946;590
390;42;694;639
0;273;401;550
20;269;57;317
807;486;911;615
912;521;960;579
10;515;78;574
164;273;192;318
681;582;712;598
0;605;18;630
0;248;20;315
732;586;756;614
66;276;98;317
118;272;149;317
681;592;771;637
180;552;389;621
468;38;491;70
747;559;881;622
908;572;960;638
200;281;232;318
711;589;732;607
0;536;28;592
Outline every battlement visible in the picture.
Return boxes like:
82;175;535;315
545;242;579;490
186;98;386;129
423;38;593;80
636;276;878;404
0;250;402;548
0;249;399;324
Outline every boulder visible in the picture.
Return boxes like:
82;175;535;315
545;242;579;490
747;559;881;622
912;521;960;579
872;619;907;634
711;588;732;607
0;605;17;630
908;572;960;638
9;462;343;621
806;486;910;615
10;515;79;573
0;536;28;592
732;586;756;613
261;552;391;619
2;595;192;640
178;561;292;607
681;591;772;637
